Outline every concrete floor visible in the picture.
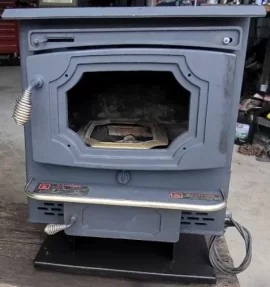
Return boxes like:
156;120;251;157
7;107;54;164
0;66;270;287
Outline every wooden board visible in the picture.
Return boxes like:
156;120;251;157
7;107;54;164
264;5;270;14
0;201;240;287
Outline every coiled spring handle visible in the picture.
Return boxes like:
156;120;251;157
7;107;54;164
13;76;43;125
44;216;77;236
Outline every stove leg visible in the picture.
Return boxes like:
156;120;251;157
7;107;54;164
170;242;177;262
68;235;77;251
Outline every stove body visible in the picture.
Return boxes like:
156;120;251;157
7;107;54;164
4;7;264;243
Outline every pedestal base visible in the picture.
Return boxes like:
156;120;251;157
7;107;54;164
34;233;216;284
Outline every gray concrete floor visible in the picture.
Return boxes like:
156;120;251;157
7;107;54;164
0;66;269;287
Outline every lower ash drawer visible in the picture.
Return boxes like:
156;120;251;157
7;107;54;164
64;203;182;242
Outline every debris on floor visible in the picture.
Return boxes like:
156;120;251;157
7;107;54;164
237;132;270;161
238;144;263;157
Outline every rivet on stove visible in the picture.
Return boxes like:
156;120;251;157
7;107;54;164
223;37;232;45
33;39;40;46
116;170;131;185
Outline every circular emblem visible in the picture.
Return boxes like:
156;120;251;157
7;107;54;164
116;170;131;185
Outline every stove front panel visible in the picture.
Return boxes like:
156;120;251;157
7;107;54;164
9;10;259;242
27;48;235;170
27;166;229;240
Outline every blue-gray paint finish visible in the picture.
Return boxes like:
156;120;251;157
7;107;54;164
2;6;266;19
27;48;235;170
64;203;182;242
9;10;260;242
28;27;243;51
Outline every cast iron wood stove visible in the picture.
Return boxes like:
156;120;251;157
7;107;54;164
3;5;265;283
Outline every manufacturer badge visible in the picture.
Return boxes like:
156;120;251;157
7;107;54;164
170;192;221;201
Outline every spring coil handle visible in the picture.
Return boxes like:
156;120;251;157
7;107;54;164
44;216;77;235
13;76;43;125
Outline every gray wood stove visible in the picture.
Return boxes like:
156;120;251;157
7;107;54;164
3;7;264;244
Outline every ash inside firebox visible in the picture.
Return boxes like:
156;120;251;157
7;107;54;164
67;71;190;146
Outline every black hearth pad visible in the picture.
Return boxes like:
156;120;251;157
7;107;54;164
34;233;216;284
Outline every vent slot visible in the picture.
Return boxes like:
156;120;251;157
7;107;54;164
46;37;74;43
44;202;54;206
36;202;64;217
37;207;48;210
195;222;207;226
181;212;216;228
187;217;199;220
44;212;54;216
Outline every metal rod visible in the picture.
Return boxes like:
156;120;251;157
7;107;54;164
25;187;226;212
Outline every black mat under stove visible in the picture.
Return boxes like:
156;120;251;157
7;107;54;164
34;233;216;284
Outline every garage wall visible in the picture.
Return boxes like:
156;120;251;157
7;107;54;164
0;1;19;55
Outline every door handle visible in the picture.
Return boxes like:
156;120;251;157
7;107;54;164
13;75;43;125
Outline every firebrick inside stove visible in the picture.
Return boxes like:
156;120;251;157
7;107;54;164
3;6;265;243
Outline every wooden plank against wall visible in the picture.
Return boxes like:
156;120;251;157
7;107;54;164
0;201;240;287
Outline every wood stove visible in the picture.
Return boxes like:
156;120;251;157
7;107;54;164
3;7;265;244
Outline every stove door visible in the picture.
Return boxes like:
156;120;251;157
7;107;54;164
27;48;236;170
